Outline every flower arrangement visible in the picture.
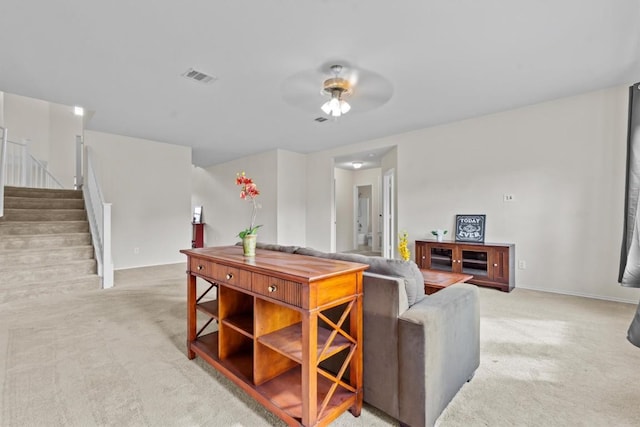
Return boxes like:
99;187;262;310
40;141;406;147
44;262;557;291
236;172;261;238
398;231;410;261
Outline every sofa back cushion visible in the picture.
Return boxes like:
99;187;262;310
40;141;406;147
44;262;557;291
293;248;425;306
255;242;299;253
328;253;425;306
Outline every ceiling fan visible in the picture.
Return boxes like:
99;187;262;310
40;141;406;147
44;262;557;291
320;65;352;117
281;62;393;117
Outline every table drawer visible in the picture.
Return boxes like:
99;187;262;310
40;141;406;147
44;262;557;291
252;273;302;307
190;258;213;276
213;264;251;289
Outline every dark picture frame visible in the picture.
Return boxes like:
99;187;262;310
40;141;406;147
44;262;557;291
455;214;486;243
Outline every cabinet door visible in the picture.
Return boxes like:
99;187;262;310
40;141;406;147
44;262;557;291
459;246;491;279
428;244;455;272
415;242;429;269
491;247;510;284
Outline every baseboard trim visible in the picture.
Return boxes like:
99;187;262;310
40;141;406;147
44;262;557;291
517;284;639;305
115;261;186;271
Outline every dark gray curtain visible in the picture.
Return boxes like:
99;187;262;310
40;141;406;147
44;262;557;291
618;83;640;348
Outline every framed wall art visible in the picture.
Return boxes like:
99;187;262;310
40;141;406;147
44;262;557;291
455;214;486;243
193;206;203;224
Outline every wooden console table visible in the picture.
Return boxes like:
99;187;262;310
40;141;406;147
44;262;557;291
180;246;368;427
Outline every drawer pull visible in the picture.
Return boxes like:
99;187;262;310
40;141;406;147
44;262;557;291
494;263;498;267
197;265;204;271
226;273;234;280
268;284;277;293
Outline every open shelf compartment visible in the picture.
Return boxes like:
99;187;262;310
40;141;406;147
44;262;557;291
258;323;352;364
196;300;219;318
256;365;355;423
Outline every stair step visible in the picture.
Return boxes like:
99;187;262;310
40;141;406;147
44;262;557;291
0;220;89;235
0;259;97;284
3;186;82;199
0;208;87;222
0;274;101;305
0;233;91;250
1;187;101;299
4;196;85;210
0;245;94;265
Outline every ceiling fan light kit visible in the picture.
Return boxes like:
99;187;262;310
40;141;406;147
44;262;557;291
321;65;352;117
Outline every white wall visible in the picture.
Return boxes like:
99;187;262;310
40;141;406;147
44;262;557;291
3;93;81;188
84;130;192;270
49;103;82;188
192;149;308;248
276;149;307;246
404;86;637;302
192;151;278;246
307;85;638;302
4;94;50;162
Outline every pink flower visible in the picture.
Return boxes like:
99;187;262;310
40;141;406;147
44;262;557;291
236;172;262;238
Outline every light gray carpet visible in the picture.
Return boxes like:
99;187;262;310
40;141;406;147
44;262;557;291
1;263;639;426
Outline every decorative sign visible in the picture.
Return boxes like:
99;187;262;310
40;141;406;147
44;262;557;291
455;214;486;243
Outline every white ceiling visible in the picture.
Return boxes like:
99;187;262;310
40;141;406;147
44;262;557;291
1;1;639;167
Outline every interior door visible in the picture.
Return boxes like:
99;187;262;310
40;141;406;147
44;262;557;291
382;169;394;258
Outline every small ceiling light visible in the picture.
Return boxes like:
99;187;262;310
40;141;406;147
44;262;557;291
74;106;84;116
321;65;352;117
352;161;363;169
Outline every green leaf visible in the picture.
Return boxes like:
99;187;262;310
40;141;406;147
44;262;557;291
238;224;262;239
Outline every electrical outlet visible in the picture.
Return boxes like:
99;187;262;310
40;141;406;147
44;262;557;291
503;194;515;202
518;260;526;269
134;247;140;254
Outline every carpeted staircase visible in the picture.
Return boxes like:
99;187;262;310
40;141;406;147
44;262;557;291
0;186;100;303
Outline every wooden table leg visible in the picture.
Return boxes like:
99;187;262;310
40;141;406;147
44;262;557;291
187;273;196;359
349;278;364;417
301;311;318;426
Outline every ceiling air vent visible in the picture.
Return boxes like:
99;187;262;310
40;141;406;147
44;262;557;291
314;117;328;122
181;68;217;84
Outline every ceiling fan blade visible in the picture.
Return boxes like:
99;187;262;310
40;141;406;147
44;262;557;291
281;69;326;112
346;70;393;112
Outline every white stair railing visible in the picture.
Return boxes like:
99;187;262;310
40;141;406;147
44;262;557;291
82;142;114;288
0;127;7;217
1;138;64;189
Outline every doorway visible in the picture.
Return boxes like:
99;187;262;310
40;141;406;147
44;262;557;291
354;185;373;252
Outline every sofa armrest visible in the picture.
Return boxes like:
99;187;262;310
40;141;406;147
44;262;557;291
397;283;480;427
360;272;409;419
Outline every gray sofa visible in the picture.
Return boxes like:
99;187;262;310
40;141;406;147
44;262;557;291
254;243;480;427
